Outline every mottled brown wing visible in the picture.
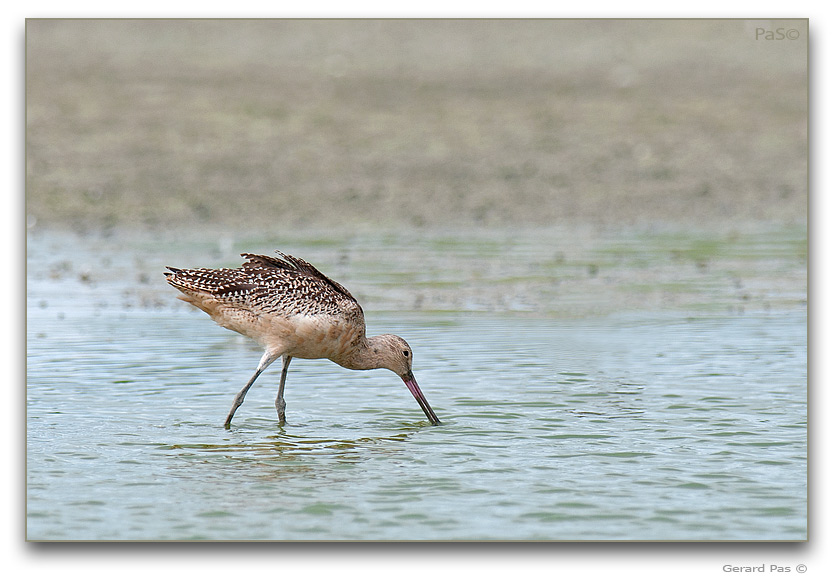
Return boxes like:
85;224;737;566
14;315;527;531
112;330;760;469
164;266;257;306
240;252;358;303
165;252;363;320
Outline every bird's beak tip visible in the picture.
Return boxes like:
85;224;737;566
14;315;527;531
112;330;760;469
401;374;441;426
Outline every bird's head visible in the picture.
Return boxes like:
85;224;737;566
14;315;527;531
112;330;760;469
367;334;441;425
368;333;414;377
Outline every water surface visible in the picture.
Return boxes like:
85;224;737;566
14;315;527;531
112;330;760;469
26;229;806;540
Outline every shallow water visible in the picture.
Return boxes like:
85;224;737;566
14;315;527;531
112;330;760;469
26;229;806;540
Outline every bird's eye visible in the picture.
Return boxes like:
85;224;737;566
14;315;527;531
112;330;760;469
403;350;410;357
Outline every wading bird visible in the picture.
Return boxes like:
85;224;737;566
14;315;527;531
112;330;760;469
165;251;441;428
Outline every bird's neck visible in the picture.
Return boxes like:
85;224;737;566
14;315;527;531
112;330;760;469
334;335;386;371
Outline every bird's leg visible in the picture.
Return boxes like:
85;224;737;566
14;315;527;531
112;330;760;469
275;355;292;425
224;349;281;428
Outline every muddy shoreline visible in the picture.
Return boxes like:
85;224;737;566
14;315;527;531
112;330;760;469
26;19;807;235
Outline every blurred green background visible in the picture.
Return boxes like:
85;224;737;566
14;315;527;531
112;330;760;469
26;19;807;234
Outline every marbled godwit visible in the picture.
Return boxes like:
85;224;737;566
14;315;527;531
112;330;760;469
165;251;441;427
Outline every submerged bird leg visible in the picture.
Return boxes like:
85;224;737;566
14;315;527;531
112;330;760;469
224;370;261;429
275;355;292;425
224;349;281;428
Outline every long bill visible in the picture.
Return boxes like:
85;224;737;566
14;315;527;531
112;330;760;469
402;373;441;425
